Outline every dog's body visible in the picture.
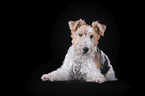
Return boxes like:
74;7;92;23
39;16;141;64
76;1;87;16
41;19;117;83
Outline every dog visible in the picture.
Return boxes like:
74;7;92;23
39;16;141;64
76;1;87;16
41;19;117;83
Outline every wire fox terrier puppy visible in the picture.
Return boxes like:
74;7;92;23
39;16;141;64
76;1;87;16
41;19;117;83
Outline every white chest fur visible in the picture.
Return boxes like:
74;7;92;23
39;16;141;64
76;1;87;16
64;46;99;80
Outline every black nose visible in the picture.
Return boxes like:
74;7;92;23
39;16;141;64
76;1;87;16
83;47;89;53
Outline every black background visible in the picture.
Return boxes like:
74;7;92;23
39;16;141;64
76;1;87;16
16;0;143;96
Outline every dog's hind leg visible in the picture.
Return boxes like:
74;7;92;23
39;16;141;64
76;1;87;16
99;50;117;81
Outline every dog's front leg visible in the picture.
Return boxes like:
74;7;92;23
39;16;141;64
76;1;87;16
86;70;107;83
41;67;70;81
41;47;72;82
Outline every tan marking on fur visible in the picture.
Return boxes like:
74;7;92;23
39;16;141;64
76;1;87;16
71;24;100;47
95;50;100;69
92;21;106;36
95;33;100;46
88;27;100;46
69;20;106;49
68;19;86;31
96;62;100;69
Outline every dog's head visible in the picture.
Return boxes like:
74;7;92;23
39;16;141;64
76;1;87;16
68;19;106;55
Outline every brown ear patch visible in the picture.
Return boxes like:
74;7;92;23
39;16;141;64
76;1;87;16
68;19;86;31
92;21;106;36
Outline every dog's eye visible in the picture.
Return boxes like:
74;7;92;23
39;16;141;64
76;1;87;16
79;34;82;37
90;35;93;38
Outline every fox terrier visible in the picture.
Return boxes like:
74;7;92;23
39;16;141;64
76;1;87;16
41;19;117;83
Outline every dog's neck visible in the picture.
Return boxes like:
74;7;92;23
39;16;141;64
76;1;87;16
70;45;98;60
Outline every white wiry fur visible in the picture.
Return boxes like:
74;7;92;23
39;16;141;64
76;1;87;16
41;19;117;83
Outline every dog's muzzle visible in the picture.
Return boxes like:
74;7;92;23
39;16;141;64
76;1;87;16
83;47;89;54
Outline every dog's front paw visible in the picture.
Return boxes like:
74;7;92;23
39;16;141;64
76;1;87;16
41;74;50;81
86;75;107;84
95;77;107;83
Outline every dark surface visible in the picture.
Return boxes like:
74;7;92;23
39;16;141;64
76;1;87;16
24;78;130;96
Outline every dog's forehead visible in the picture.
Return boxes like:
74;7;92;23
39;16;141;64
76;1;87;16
78;25;95;33
87;26;95;32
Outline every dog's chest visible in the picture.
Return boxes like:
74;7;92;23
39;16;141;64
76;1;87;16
69;60;90;81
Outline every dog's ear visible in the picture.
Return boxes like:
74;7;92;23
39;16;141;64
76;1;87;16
92;21;106;36
68;19;86;31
